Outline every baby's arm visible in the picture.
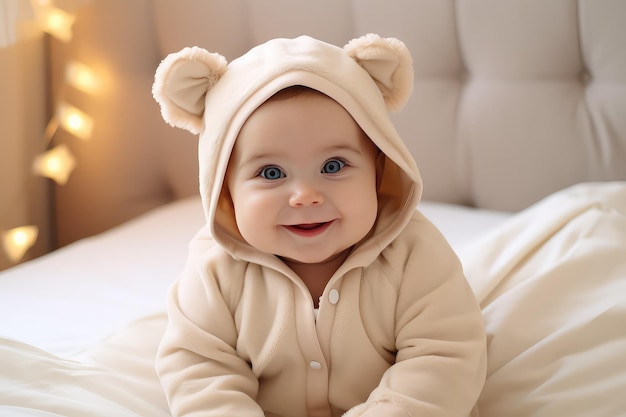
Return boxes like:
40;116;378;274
156;250;263;417
347;218;487;417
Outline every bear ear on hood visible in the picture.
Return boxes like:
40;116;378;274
344;34;413;112
152;46;227;135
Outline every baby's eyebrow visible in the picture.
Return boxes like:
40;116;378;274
326;144;364;154
238;152;279;167
235;143;365;168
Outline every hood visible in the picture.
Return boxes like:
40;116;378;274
153;34;422;269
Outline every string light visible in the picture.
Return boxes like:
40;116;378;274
34;4;75;42
32;144;77;185
66;61;100;94
2;226;39;263
2;3;91;266
57;102;94;140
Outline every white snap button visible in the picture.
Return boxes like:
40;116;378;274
309;361;322;370
329;289;339;304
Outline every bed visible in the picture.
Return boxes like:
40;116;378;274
1;1;625;416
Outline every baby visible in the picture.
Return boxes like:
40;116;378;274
153;34;486;417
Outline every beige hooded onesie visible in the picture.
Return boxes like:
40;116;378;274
152;34;486;417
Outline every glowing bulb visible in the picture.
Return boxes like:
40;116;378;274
32;144;77;185
2;226;39;263
44;154;61;173
66;61;100;94
35;5;75;42
57;102;94;140
67;113;83;130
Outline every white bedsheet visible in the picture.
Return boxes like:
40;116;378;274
0;197;205;357
1;183;625;417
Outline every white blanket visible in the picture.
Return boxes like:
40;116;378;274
463;182;626;416
0;314;168;417
1;182;625;416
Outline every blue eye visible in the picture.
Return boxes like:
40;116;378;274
259;166;285;180
321;159;345;174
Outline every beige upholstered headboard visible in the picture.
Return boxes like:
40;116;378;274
51;0;626;247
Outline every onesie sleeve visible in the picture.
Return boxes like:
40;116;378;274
347;216;487;417
155;237;264;417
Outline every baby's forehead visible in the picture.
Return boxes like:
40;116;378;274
244;85;372;140
228;92;378;163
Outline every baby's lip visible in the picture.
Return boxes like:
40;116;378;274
283;221;333;236
292;223;326;230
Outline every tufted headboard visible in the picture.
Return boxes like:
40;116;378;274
51;0;626;247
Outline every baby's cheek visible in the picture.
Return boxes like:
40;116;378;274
350;188;378;234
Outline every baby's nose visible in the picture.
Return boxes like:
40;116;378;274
289;182;324;207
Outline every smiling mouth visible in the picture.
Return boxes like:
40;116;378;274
284;221;333;236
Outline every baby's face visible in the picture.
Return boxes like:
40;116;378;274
226;91;379;265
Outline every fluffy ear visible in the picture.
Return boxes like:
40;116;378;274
152;46;228;134
344;34;413;112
